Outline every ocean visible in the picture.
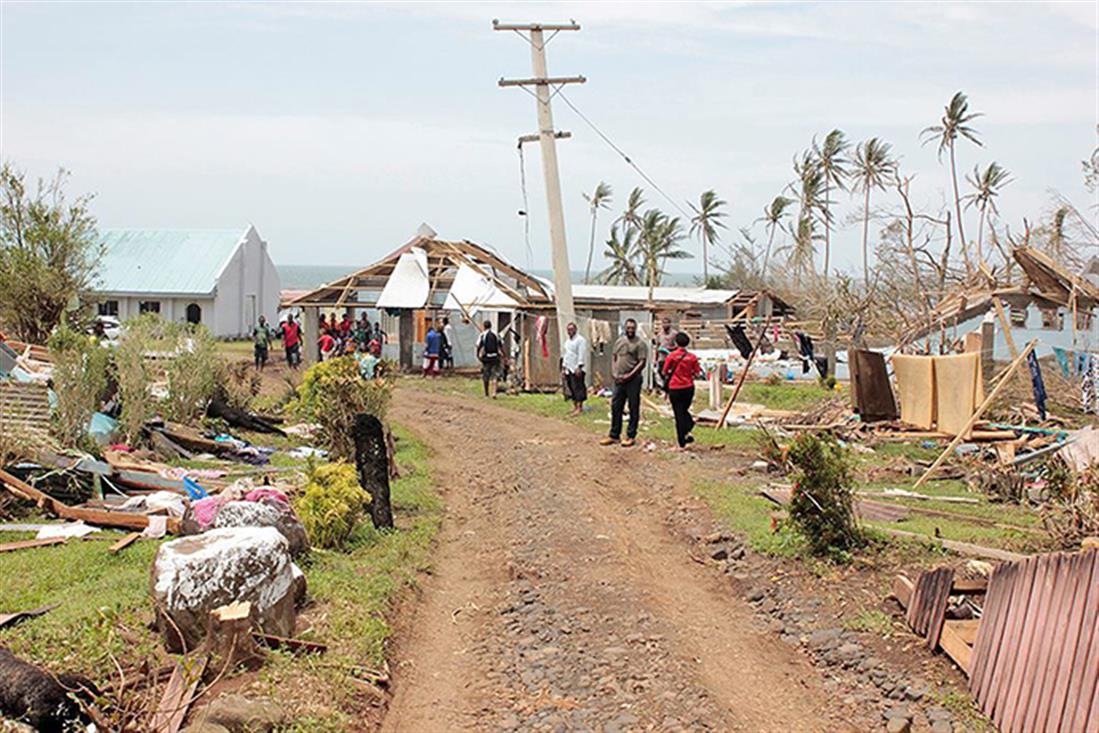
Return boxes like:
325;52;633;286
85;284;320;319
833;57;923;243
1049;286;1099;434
277;265;700;291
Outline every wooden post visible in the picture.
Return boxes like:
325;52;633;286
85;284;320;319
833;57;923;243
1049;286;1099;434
715;326;768;429
202;602;264;675
992;298;1019;360
913;340;1036;489
353;414;393;529
301;306;319;368
980;319;995;385
708;368;722;411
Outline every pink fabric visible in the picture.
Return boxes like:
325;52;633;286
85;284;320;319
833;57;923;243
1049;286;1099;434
245;487;290;508
192;497;223;530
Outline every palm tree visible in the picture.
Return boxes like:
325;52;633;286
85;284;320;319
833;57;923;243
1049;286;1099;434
921;91;983;275
599;225;641;285
788;151;826;287
616;187;646;237
813;129;850;281
582;182;613;284
756;195;794;280
852;137;897;287
963;161;1011;261
638;209;691;295
688;190;727;285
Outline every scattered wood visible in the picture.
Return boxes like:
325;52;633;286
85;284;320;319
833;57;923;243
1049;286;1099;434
149;657;206;733
715;325;769;429
108;532;142;555
252;632;328;656
206;398;287;436
0;537;65;553
0;604;57;629
875;527;1027;562
906;567;954;650
893;573;974;674
939;620;973;675
149;430;194;461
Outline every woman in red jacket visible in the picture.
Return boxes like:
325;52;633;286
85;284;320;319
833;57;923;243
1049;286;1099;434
662;331;702;450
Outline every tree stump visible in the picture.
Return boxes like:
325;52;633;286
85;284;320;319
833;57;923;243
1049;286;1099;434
201;602;265;679
352;413;394;529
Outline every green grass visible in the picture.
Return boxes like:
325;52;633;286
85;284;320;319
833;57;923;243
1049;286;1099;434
0;533;165;674
736;381;839;412
0;425;442;730
693;480;806;557
843;608;896;636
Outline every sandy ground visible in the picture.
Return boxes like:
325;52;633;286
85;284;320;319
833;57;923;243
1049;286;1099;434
381;386;859;733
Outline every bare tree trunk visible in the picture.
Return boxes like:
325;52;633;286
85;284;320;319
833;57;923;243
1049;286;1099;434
823;177;831;283
702;232;709;284
977;206;986;264
949;142;973;277
862;187;871;289
762;225;777;284
584;211;597;284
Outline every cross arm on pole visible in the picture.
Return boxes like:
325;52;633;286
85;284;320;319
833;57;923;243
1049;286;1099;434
518;132;571;144
492;20;580;31
498;76;586;88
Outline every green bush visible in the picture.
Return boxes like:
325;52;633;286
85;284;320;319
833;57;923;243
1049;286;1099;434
162;323;219;422
113;313;160;443
787;432;864;560
47;321;110;448
294;462;370;549
289;356;391;461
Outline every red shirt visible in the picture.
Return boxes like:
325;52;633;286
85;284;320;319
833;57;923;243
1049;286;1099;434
318;334;336;352
662;348;702;390
283;321;301;348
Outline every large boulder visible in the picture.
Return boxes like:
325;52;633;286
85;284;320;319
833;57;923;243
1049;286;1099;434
150;527;300;653
214;501;309;557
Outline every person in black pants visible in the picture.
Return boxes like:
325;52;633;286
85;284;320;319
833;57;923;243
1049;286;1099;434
601;318;648;448
662;331;702;450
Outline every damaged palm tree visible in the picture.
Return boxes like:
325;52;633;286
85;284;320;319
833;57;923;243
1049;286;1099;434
352;413;393;530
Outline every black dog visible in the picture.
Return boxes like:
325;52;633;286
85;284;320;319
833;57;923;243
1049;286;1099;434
0;646;97;732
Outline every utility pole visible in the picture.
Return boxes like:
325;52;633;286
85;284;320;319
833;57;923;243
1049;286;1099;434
495;19;585;350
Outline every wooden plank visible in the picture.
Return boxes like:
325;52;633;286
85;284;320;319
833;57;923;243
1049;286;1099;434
939;620;973;676
1048;550;1096;732
993;297;1020;360
0;537;65;553
950;619;981;646
715;325;768;429
951;578;989;594
149;657;206;733
892;575;914;608
108;532;141;554
873;526;1027;563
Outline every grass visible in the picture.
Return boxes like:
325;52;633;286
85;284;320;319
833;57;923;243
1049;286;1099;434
694;479;806;557
0;425;441;730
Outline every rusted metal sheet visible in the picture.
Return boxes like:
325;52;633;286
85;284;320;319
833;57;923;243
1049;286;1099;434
969;549;1099;732
906;566;954;649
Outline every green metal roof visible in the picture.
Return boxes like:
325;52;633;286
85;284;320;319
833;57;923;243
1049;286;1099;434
96;229;245;295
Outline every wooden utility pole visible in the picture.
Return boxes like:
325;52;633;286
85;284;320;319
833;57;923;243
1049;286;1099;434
496;20;585;349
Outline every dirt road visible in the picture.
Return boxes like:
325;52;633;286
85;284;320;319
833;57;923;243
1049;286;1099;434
382;387;853;732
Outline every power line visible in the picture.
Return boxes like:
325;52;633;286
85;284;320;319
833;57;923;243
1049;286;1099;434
556;89;693;221
516;142;534;268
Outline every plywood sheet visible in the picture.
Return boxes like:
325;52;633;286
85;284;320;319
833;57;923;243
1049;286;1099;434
934;353;980;438
893;355;935;429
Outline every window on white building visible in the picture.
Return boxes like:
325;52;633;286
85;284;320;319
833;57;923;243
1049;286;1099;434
139;301;161;314
98;300;119;317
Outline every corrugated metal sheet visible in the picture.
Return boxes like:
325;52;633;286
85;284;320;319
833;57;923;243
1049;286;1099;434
567;284;739;305
969;549;1099;732
96;229;245;295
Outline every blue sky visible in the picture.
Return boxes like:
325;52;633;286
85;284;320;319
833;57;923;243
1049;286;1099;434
1;1;1096;276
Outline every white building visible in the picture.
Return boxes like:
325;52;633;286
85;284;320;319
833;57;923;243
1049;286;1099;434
93;226;281;338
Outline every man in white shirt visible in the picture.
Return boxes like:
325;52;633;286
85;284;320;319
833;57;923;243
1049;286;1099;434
561;321;588;417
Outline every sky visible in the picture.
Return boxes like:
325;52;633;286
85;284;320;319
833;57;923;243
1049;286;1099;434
1;1;1096;277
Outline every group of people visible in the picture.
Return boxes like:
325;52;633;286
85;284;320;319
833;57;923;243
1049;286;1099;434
562;316;701;452
423;318;506;398
247;311;387;371
317;312;386;362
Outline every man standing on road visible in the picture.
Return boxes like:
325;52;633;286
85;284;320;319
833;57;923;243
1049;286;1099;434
280;314;302;368
476;320;502;398
601;318;647;447
252;315;274;371
561;321;588;417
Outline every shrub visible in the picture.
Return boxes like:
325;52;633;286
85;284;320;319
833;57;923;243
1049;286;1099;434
218;360;262;411
162;323;219;422
113;314;160;442
294;461;370;549
289;356;391;461
47;321;110;448
787;432;864;559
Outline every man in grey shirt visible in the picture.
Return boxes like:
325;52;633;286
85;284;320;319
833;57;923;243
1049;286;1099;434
600;318;648;447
